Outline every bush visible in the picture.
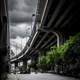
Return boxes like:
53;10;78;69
37;33;80;75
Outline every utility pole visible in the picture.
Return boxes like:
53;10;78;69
31;14;35;35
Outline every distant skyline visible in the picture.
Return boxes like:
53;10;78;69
8;0;38;55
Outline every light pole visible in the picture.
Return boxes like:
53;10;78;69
25;14;36;48
31;14;35;35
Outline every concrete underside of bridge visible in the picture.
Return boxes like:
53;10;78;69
0;0;80;79
7;1;80;79
11;0;80;63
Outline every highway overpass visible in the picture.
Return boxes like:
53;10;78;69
10;0;80;63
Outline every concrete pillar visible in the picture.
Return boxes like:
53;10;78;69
0;9;9;80
31;55;38;64
14;62;18;73
15;62;18;68
31;55;38;71
23;60;27;73
0;0;9;79
55;32;64;47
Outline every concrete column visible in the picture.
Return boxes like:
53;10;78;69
23;60;27;73
15;62;18;68
55;32;64;47
31;55;38;71
31;55;38;64
0;0;9;79
0;16;9;79
14;62;18;73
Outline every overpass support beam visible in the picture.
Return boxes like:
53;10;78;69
14;62;18;73
31;55;38;72
23;60;27;73
38;28;64;47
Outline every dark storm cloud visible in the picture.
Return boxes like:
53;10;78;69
8;0;37;24
8;0;17;11
24;0;38;7
9;11;32;24
10;24;31;39
8;0;38;39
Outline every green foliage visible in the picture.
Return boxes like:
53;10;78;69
40;55;47;65
75;46;80;55
46;50;54;65
37;55;47;71
57;36;74;60
38;33;80;71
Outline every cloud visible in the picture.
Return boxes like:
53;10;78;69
9;10;32;24
8;0;38;54
8;0;38;24
10;36;29;54
10;23;31;39
8;0;17;11
8;0;38;38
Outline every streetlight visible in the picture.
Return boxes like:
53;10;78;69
25;14;36;48
31;14;36;34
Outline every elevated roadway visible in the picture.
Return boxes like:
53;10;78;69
10;0;80;63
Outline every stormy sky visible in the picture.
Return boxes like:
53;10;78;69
8;0;38;55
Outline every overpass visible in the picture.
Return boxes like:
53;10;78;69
10;0;80;70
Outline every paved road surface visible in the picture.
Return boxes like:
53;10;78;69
7;73;79;80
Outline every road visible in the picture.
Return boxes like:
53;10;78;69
7;73;79;80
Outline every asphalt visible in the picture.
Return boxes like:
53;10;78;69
7;73;79;80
